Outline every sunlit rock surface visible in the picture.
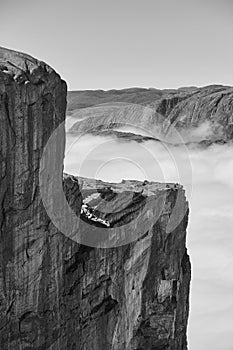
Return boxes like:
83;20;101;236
0;47;191;349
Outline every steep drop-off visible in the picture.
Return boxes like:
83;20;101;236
0;47;190;349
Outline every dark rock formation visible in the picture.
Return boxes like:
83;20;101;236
0;46;67;349
0;47;191;349
63;176;191;350
68;85;233;144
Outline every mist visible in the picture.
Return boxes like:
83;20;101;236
64;130;233;350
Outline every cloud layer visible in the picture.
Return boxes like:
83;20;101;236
65;132;233;350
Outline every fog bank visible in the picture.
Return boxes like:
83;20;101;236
65;132;233;350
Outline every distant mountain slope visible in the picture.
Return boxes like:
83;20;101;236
67;85;233;143
67;87;200;113
67;88;164;112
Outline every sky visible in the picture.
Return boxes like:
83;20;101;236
1;0;233;90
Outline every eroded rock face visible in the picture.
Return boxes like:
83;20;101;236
0;47;191;349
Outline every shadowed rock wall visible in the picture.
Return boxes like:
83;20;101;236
0;47;191;350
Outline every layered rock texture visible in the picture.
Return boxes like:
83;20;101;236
68;85;233;144
0;47;191;349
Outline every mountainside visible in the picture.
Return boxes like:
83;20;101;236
68;85;233;144
0;47;190;349
67;87;198;113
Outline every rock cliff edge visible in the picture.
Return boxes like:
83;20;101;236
0;47;191;350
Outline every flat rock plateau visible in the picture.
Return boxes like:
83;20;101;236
0;47;191;349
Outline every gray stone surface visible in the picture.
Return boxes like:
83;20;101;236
0;47;191;349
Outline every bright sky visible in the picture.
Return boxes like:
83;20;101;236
1;0;233;90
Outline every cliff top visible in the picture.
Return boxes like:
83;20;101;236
0;46;58;85
65;173;184;196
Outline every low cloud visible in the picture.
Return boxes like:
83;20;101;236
65;132;233;350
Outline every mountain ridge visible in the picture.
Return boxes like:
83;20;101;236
67;85;233;144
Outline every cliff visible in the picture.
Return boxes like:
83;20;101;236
0;47;191;349
68;85;233;144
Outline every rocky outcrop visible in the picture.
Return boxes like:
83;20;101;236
62;175;191;350
68;85;233;144
0;47;191;349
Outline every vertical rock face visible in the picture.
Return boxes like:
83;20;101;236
63;177;191;350
0;47;67;348
0;47;191;349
